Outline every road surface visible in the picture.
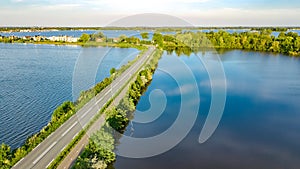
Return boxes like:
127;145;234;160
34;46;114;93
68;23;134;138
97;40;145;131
12;46;155;169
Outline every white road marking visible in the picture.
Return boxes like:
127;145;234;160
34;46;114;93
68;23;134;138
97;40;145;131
95;97;103;105
33;142;41;151
14;158;24;166
32;141;57;164
72;132;78;139
61;145;67;153
80;107;93;119
61;121;78;137
46;158;54;168
104;89;112;96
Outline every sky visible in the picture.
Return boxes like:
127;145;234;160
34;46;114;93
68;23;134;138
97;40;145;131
1;0;300;27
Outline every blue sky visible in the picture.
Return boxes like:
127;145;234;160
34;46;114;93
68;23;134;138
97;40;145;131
1;0;300;26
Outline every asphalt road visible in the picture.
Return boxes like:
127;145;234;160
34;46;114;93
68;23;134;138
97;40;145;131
12;46;155;169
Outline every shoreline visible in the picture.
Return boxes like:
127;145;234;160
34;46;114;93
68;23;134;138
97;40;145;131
0;41;147;51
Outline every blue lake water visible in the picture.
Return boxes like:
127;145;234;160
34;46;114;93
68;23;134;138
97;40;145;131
115;50;300;168
0;43;138;148
0;30;152;38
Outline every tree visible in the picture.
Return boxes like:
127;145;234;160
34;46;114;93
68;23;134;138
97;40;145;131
51;101;75;122
105;108;128;132
90;32;105;41
117;97;135;113
152;32;163;47
140;32;149;39
294;37;300;52
125;37;140;44
119;34;127;42
74;127;116;169
0;143;11;168
110;68;116;75
78;33;90;43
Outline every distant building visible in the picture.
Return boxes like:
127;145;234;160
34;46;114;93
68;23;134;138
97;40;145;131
113;38;120;43
20;29;32;33
9;36;18;40
95;38;103;43
48;36;79;42
23;36;32;40
33;35;46;41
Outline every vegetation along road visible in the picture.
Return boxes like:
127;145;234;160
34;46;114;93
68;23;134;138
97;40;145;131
12;46;155;169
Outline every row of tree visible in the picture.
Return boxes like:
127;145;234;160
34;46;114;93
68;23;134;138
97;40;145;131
78;32;105;43
150;30;300;56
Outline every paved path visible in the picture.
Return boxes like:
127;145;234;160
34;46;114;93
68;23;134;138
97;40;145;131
12;46;155;169
57;79;133;169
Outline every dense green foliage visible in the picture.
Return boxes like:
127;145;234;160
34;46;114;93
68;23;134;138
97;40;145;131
90;32;105;41
140;32;149;39
151;30;300;57
51;101;75;122
73;49;163;169
250;27;288;32
80;32;108;43
119;36;140;44
106;108;129;132
0;144;11;169
73;127;114;169
76;77;113;111
110;68;116;75
78;33;90;43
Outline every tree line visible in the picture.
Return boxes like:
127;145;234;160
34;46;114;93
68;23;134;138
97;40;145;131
149;30;300;57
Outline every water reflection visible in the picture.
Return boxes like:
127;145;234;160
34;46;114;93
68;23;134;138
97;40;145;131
115;50;300;168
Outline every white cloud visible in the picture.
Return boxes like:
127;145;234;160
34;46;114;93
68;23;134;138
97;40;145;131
1;2;300;26
181;7;300;26
38;4;81;9
82;0;213;14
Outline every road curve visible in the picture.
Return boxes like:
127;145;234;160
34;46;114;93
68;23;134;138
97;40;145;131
12;46;155;169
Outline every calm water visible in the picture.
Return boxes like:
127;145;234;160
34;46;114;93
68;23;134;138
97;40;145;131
0;43;138;148
115;50;300;168
0;30;155;39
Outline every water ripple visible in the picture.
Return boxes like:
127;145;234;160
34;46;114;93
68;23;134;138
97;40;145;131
0;43;138;149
